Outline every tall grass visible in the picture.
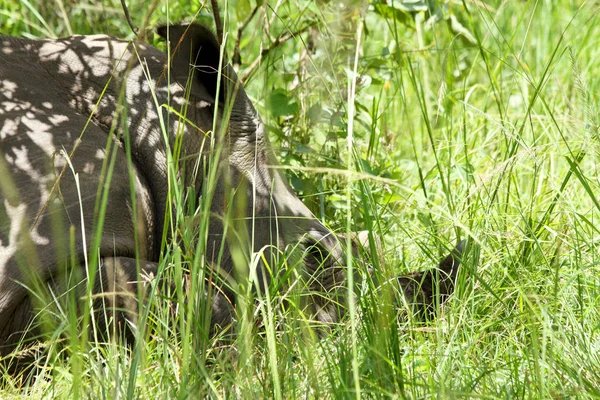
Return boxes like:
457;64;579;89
2;0;600;398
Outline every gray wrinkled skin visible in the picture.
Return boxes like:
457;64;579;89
0;24;464;364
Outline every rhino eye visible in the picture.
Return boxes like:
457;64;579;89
304;239;334;271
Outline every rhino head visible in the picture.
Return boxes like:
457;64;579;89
155;23;350;326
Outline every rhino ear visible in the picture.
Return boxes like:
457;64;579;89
157;23;228;104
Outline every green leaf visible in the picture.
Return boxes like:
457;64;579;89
235;0;252;23
372;4;412;26
268;89;299;117
383;192;404;204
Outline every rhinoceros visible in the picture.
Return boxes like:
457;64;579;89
0;23;464;362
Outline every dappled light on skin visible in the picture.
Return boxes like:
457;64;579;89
0;202;27;268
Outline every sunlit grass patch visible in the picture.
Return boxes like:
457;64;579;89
1;0;600;398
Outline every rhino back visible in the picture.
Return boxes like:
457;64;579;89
0;35;172;338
